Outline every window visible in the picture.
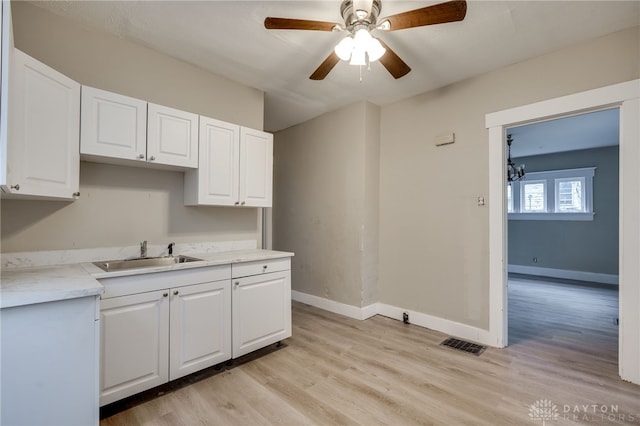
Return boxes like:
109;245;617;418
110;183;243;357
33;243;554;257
520;180;546;213
508;167;595;221
555;177;585;212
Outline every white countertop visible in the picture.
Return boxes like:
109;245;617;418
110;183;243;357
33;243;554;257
0;264;104;309
1;248;294;309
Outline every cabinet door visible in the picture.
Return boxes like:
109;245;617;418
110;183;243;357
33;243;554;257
239;127;273;207
232;270;291;358
100;290;169;406
81;85;147;162
185;116;240;206
169;280;231;380
4;49;80;199
147;103;198;168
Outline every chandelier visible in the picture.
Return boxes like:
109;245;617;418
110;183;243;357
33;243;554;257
506;134;525;183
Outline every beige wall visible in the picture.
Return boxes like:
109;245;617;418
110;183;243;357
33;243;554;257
273;26;639;330
273;101;380;307
379;26;640;329
1;2;265;253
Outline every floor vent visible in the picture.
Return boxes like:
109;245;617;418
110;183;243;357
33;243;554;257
440;337;486;356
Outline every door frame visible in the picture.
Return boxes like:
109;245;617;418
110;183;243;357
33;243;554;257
485;79;640;384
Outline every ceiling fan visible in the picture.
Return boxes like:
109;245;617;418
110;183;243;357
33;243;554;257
264;0;467;80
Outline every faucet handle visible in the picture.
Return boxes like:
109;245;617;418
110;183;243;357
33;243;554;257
168;242;175;256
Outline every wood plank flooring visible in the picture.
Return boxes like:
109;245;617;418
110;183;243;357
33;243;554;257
101;279;640;425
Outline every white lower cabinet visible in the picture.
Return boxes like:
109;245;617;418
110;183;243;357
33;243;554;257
100;290;169;406
169;280;231;380
99;257;292;405
99;266;232;406
232;259;292;358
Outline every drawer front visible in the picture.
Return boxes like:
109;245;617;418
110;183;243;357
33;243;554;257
100;264;231;299
232;257;291;278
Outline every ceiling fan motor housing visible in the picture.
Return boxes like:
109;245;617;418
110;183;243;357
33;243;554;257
340;0;382;30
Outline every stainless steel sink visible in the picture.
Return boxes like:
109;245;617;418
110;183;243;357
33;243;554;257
93;255;203;272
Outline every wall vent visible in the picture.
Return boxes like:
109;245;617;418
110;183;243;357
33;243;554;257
440;337;486;356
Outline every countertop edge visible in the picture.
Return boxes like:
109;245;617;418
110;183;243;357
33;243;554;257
1;249;294;309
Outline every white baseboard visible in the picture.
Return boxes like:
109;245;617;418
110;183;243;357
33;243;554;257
508;264;618;285
291;290;493;347
291;290;378;320
376;304;492;346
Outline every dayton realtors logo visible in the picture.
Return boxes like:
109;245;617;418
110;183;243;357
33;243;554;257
529;399;639;424
529;399;559;425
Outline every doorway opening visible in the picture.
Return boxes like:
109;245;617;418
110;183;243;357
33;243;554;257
504;109;620;358
485;79;640;384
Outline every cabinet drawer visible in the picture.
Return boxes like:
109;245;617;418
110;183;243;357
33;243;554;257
232;257;290;278
100;264;231;299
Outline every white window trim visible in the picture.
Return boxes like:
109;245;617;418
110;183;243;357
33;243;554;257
508;167;596;221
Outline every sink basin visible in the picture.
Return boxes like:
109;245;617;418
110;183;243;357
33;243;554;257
93;255;203;272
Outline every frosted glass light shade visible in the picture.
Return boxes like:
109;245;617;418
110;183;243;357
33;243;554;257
367;37;386;61
334;36;354;61
334;29;386;65
354;28;372;45
350;46;366;66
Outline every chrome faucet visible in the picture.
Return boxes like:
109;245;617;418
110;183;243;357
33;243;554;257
140;240;147;258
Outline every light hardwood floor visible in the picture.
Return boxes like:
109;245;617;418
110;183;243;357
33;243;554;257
102;278;640;425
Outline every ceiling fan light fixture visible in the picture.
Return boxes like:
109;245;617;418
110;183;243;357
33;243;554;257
349;45;367;65
367;37;386;61
336;28;385;65
335;36;354;60
265;0;467;80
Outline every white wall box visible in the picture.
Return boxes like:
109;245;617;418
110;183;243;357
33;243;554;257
1;296;100;426
81;86;198;170
231;258;292;358
0;45;80;200
98;265;232;406
184;117;273;207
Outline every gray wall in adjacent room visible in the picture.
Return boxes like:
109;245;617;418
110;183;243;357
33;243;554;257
508;146;619;275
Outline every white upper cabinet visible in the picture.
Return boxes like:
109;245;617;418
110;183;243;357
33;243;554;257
1;48;80;200
81;86;198;170
147;103;198;168
184;117;273;207
185;117;239;206
80;86;147;163
240;127;273;208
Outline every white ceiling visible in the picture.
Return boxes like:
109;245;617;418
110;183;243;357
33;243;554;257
29;1;640;132
509;108;620;158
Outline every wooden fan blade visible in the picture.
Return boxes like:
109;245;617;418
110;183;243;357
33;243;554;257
383;0;467;31
378;40;411;79
264;17;338;31
310;51;340;80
